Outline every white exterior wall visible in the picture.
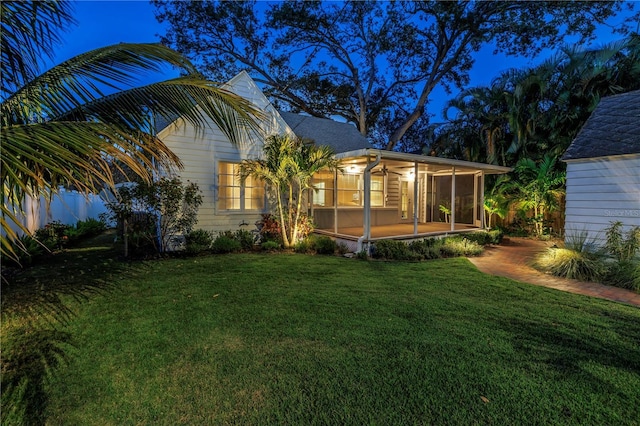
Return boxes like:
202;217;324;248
564;154;640;246
157;71;290;234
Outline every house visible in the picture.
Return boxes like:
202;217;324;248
562;89;640;246
157;71;511;250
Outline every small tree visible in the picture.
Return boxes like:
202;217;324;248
106;178;202;256
509;155;565;236
240;135;341;248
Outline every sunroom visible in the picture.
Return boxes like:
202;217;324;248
310;149;511;250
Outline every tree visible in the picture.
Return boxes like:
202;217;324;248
153;0;635;149
240;135;341;248
509;155;566;237
438;35;640;167
1;1;262;259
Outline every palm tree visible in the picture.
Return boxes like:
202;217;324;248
1;1;262;258
508;155;565;237
240;135;341;248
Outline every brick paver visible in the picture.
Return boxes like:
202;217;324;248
468;237;640;307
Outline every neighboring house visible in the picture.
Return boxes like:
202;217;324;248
158;71;510;250
562;89;640;246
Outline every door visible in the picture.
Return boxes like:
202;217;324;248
399;179;414;222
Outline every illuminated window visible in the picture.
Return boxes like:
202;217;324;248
338;174;361;206
312;170;335;207
217;162;265;211
371;175;384;207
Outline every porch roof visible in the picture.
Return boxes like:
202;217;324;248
336;149;512;175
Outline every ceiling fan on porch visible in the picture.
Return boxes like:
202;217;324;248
372;164;402;176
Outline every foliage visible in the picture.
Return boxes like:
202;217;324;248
154;0;632;151
185;229;214;255
240;135;340;248
463;230;504;246
0;235;45;268
408;238;445;260
256;214;282;244
438;204;451;223
1;1;262;262
75;218;107;238
437;36;640;166
105;178;202;256
507;155;565;237
440;237;484;257
372;239;419;261
535;248;604;282
604;221;640;263
604;261;640;291
312;236;338;255
34;221;71;251
261;240;281;251
211;235;242;254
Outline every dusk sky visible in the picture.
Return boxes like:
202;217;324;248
50;0;638;122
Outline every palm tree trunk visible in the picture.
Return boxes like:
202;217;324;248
276;188;290;248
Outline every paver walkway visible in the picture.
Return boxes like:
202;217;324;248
468;237;640;307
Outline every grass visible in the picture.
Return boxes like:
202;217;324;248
2;234;640;425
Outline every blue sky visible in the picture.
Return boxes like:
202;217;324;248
52;1;638;122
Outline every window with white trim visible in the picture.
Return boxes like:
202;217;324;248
217;161;265;211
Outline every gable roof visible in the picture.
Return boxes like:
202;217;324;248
562;89;640;161
279;111;371;154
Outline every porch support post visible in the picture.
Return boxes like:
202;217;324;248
363;154;381;242
413;162;418;235
450;166;456;232
333;169;338;234
480;171;486;229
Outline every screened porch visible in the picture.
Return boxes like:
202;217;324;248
309;149;511;250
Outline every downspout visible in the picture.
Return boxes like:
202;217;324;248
358;153;381;253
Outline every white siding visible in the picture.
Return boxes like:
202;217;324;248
158;72;290;234
564;155;640;246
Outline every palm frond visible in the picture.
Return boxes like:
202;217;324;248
3;43;202;126
0;0;75;98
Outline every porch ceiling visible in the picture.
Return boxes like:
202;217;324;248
337;149;512;175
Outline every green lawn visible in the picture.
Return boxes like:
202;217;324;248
2;236;640;425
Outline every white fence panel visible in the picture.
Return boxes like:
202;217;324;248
4;189;109;236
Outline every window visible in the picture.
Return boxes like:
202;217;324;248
371;175;385;207
312;170;334;207
217;161;265;211
338;174;360;206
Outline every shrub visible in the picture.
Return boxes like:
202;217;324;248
234;229;256;251
355;250;369;260
256;214;281;243
463;230;504;246
211;235;242;254
261;240;281;251
535;248;604;282
1;234;45;267
441;237;483;257
294;237;314;254
75;217;107;238
604;221;640;262
603;261;640;291
408;238;443;260
185;229;214;255
34;221;71;250
336;242;349;255
313;236;337;255
372;240;420;261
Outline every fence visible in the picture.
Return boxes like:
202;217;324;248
4;189;109;236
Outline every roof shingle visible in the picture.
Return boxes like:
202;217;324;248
279;111;371;154
562;89;640;161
